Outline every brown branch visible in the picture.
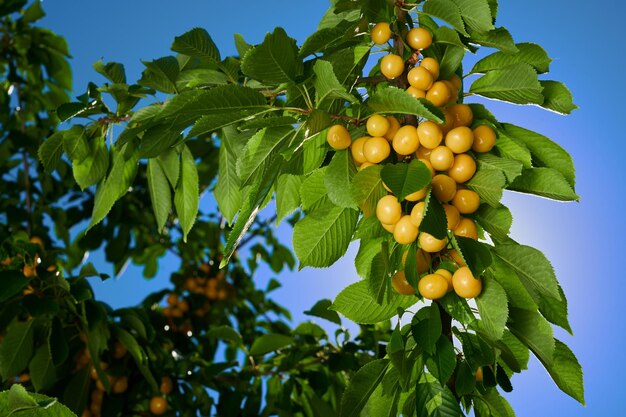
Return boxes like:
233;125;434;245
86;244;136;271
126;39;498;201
98;115;130;124
330;114;363;126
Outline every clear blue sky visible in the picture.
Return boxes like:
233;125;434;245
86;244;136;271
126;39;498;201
40;0;624;415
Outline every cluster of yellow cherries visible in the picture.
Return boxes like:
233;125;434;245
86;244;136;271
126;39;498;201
326;22;500;303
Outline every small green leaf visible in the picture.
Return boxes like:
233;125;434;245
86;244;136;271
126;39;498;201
241;27;303;84
0;320;35;379
476;275;508;340
470;63;543;105
487;256;537;311
304;299;342;325
419;189;448;240
466;167;505;207
139;56;180;94
72;137;109;190
339;359;390;417
38;132;64;174
381;160;432;202
331;280;416;324
507;308;554;367
237;127;293;187
471;43;551;74
313;60;357;107
367;88;444;123
275;174;303;224
93;60;126;83
425;336;457;386
300;27;347;58
369;248;391;305
325;150;358;208
540;81;577;114
468;27;517;53
214;127;247;224
249;333;294;356
415;374;462;416
423;0;468;36
29;344;56;392
301;168;330;212
494;130;532;168
411;305;442;355
508;168;578;201
544;340;585;405
475;153;523;183
351;165;386;218
174;146;199;241
171;28;220;61
0;271;29;302
473;204;512;242
453;0;494;33
147;159;172;232
207;326;244;347
452;236;493;277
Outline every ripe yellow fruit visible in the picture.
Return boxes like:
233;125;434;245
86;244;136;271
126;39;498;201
429;146;454;171
448;153;477;183
367;115;390;137
434;268;454;292
359;162;376;171
447;249;466;266
405;187;428;202
23;264;37;278
445;127;474;154
452;189;481;214
452;266;482;298
381;54;405;79
112;376;128;394
391;271;415;295
449;104;474;128
29;236;43;247
472;125;497;153
406;27;433;50
402;248;432;274
439;107;455;135
351;137;368;164
392;125;420;155
327;125;352;150
385;116;401;141
475;367;484;382
406;86;426;99
419;232;447;253
418;273;448;300
415;145;432;160
410;202;426;228
417;121;443;149
166;293;178;306
394;215;419;244
420;57;440;80
431;174;457;202
442;204;461;230
408;66;434;90
426;81;451;107
376;195;402;225
448;74;462;92
454;217;478;240
382;222;396;233
442;80;458;103
150;396;168;415
363;137;391;163
112;341;127;359
419;158;436;177
160;376;173;394
371;22;392;44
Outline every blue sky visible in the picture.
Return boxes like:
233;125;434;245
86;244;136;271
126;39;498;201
40;0;625;415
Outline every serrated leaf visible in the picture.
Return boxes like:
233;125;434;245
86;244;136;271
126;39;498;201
415;375;462;417
304;299;342;325
494;130;532;168
241;27;303;84
356;237;384;280
29;344;56;392
369;247;391;304
476;275;508;340
381;160;432;202
540;80;577;114
38;132;64;174
0;320;34;379
325;150;358;208
468;27;517;53
438;292;476;324
435;28;466;79
411;305;442;355
453;0;494;33
473;204;512;242
425;336;457;386
471;43;551;74
326;45;370;87
452;236;493;277
487;256;537;311
544;340;585;405
207;326;243;347
137;127;180;159
147;159;172;232
340;359;390;417
72;137;109;190
419;189;448;240
139;56;179;94
249;333;294;356
367;88;444;123
466;167;505;207
176;69;229;89
0;271;28;302
508;168;578;201
93;60;126;83
237;127;294;187
62;126;89;162
475;154;523;183
501;123;575;187
174;146;199;241
538;284;572;334
171;28;220;61
301;168;330;212
313;60;357;107
276;174;303;224
423;0;468;36
351;165;386;218
507;308;554;366
331;280;416;324
300;27;347;58
293;202;358;268
470;63;543;105
214;127;247;224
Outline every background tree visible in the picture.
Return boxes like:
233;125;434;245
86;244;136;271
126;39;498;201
0;0;589;416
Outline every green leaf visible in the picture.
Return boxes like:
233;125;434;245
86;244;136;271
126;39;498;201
293;203;358;268
241;27;303;84
0;271;28;302
355;238;384;280
455;330;494;370
501;123;575;187
234;33;252;57
507;308;554;366
113;327;158;392
470;63;543;105
438;293;476;325
435;28;466;80
487;256;537;311
540;81;577;114
423;0;468;36
425;336;457;386
538;285;572;334
453;0;494;33
176;69;229;88
139;56;180;94
29;345;56;392
137;127;180;159
467;27;517;53
49;318;68;366
545;340;585;405
508;168;578;201
21;0;45;23
56;102;101;122
62;366;90;415
313;60;357;107
72;137;109;190
493;243;560;300
0;320;35;379
339;359;390;417
171;28;220;61
304;299;342;325
325;150;358;209
174;146;199;241
367;88;444;123
473;204;512;242
276;174;303;224
466;167;505;207
38;132;64;174
477;389;516;417
451;236;493;277
381;160;432;202
62;126;90;162
388;327;410;390
411;305;442;355
237;127;293;187
476;275;508;340
301;168;331;212
369;249;391;304
415;375;462;417
351;165;386;218
6;384;37;411
93;60;126;83
419;189;448;240
325;45;370;86
157;149;180;188
475;154;523;183
207;326;244;347
471;43;551;74
214;128;247;224
249;333;294;356
147;159;172;232
299;27;347;58
494;130;532;168
331;280;416;324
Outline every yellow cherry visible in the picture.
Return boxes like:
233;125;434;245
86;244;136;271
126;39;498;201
454;217;478;240
418;273;448;300
447;153;477;183
452;267;482;298
445;127;474;154
452;189;481;214
420;57;440;80
410;201;426;228
392;271;415;295
394;215;419;244
376;195;402;225
371;22;392;44
472;125;497;153
392;125;420;155
449;103;474;128
327;125;352;150
363;137;391;163
408;66;434;90
405;187;428;202
426;81;451;107
351;136;369;164
417;121;443;149
419;232;448;253
367;114;390;137
435;268;454;292
406;27;433;50
385;116;401;141
429;146;455;171
381;54;405;79
406;86;426;99
431;174;456;202
442;204;461;230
